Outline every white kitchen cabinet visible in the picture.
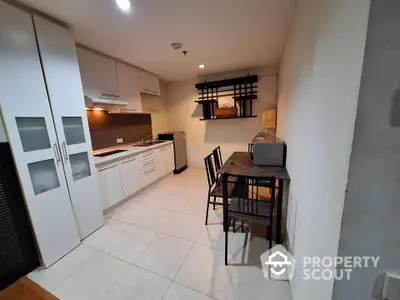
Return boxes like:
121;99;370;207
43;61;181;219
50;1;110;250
141;93;164;112
156;146;167;179
139;70;160;95
166;144;175;173
120;155;140;198
97;163;123;210
34;16;104;240
140;166;157;188
115;62;142;112
139;150;156;188
76;47;119;98
0;2;80;267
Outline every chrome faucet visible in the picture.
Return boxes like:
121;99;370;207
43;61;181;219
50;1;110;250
141;134;153;144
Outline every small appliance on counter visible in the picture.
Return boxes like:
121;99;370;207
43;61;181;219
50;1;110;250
158;132;188;174
250;132;286;167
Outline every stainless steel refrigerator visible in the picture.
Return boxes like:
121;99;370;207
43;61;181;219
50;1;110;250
158;132;188;174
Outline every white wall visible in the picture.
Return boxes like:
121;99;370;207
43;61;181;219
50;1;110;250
276;0;370;299
167;68;277;167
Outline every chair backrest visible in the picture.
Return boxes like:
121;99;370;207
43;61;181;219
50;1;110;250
204;153;217;187
248;143;254;159
212;146;223;171
222;174;276;219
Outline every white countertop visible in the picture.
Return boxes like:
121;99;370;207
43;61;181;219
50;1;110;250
93;141;173;166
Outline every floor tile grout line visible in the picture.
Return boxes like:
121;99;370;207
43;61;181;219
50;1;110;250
106;208;235;256
49;247;101;292
171;240;195;282
167;241;223;299
98;263;130;300
169;281;220;300
104;217;204;244
86;242;225;300
84;242;178;284
160;280;174;300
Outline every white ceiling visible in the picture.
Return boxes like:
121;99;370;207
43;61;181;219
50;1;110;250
19;0;294;82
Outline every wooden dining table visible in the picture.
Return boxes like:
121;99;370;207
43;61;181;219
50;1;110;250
217;151;290;244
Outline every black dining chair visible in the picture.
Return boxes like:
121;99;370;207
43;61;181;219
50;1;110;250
204;152;236;225
222;173;276;265
211;146;238;211
248;143;254;154
212;146;223;171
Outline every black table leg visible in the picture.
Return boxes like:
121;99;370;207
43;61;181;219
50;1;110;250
276;179;283;244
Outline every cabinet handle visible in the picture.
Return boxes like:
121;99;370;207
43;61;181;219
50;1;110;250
143;160;155;166
62;141;69;162
142;155;154;160
98;164;117;171
122;157;137;164
101;93;120;99
53;143;61;166
145;167;156;175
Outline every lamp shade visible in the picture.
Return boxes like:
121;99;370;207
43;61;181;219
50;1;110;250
262;109;277;129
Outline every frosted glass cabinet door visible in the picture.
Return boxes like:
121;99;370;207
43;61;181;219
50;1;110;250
16;117;51;152
28;159;60;195
69;152;91;181
62;117;86;145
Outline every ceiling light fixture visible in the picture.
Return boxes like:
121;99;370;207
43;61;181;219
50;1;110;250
198;64;205;69
116;0;132;13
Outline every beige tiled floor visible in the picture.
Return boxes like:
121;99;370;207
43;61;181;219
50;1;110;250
29;167;291;300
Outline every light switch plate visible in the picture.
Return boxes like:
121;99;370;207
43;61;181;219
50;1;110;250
117;138;123;144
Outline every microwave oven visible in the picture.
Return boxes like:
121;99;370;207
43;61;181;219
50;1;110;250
250;136;286;167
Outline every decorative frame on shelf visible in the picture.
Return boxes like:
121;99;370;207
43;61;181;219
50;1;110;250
194;74;258;121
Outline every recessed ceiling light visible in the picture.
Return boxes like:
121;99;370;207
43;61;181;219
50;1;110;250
199;64;205;69
116;0;132;13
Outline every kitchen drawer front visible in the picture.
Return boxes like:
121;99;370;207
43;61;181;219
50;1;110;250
139;150;155;162
139;158;155;170
140;166;156;187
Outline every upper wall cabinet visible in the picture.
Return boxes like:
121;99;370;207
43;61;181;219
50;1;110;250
139;70;160;96
76;47;119;98
116;62;142;112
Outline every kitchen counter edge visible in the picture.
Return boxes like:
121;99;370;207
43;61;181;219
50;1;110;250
94;141;173;167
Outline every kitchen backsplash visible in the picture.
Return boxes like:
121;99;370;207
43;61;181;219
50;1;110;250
87;110;152;150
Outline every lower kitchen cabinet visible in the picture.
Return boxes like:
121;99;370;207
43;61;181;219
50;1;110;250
166;144;175;173
96;143;174;211
120;155;140;198
156;146;167;179
97;163;123;210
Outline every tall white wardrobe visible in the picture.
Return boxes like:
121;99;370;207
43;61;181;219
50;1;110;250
0;2;104;267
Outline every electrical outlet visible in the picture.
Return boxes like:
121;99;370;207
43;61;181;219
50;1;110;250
116;138;123;144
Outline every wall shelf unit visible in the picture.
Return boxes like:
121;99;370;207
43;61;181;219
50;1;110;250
194;74;258;120
199;115;257;121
